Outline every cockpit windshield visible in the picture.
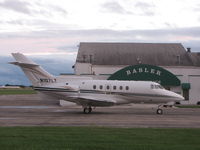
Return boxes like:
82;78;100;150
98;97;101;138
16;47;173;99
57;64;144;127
151;84;164;89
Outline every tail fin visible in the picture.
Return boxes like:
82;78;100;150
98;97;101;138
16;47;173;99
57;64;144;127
10;53;56;86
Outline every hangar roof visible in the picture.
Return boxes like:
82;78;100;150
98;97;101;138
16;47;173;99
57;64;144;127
76;42;200;66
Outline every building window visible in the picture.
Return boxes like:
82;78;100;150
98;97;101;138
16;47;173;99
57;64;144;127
120;86;123;90
106;85;110;90
99;85;103;90
126;86;129;90
93;85;96;89
113;86;117;90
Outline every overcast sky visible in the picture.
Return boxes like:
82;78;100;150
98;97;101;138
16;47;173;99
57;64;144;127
1;0;200;85
0;0;200;57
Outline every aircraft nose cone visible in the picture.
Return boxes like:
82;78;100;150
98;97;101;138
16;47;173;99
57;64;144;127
174;93;185;101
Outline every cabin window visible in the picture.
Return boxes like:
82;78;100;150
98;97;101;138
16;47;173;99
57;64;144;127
158;85;164;89
99;85;103;90
93;85;96;89
151;84;163;89
151;84;157;89
106;85;110;90
126;86;129;90
113;86;117;90
66;83;68;85
119;86;123;90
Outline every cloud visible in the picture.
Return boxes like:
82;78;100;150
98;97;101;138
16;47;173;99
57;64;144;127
0;0;31;14
101;1;132;14
1;27;200;40
49;5;67;15
134;1;155;16
0;1;69;33
135;2;154;9
31;3;68;18
0;27;200;57
5;20;24;25
192;3;200;12
101;1;155;16
0;0;68;19
57;45;79;52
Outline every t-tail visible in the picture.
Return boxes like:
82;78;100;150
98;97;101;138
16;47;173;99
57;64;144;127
10;53;56;86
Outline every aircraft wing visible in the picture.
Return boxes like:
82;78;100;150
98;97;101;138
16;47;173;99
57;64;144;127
69;95;117;107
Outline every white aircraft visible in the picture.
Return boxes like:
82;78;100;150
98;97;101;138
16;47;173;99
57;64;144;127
10;53;184;114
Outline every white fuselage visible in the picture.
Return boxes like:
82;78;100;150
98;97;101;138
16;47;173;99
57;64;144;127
11;53;185;109
35;79;184;107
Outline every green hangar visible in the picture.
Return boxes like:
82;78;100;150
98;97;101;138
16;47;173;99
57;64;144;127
74;42;200;104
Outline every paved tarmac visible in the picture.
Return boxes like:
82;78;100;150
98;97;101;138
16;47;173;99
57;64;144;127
0;94;200;128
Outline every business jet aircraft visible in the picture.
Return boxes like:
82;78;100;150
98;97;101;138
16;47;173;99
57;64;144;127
10;53;184;114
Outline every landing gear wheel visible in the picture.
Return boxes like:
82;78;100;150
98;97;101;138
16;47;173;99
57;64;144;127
83;107;92;114
156;109;163;115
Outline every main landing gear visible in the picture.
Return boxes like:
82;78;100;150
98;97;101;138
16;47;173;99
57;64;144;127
83;106;92;114
156;108;163;114
156;105;163;115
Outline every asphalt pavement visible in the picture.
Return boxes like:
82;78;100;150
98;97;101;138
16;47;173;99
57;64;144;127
0;94;200;128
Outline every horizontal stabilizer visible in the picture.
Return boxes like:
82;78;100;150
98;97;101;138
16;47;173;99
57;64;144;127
9;61;39;67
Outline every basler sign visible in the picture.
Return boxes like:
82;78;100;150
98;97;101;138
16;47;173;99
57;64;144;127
108;64;180;86
126;67;161;76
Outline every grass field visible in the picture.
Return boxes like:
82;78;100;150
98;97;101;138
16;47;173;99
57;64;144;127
0;88;36;95
0;127;199;150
